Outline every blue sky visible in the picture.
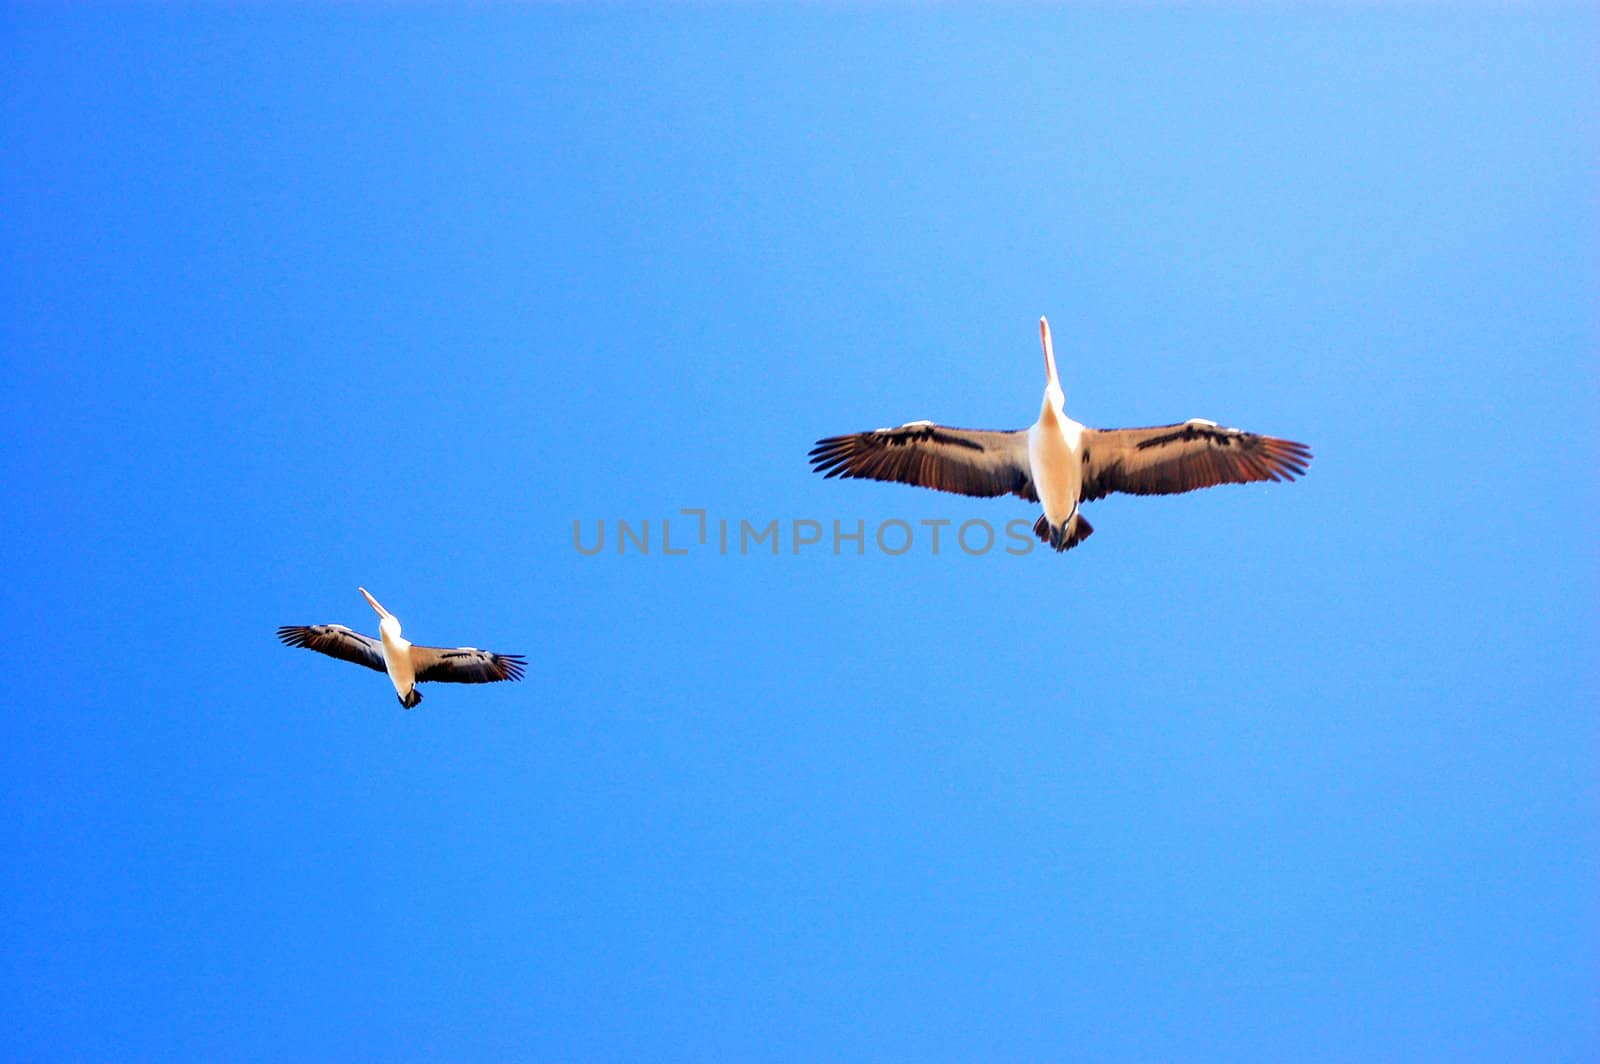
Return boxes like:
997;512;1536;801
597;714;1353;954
3;7;1596;1060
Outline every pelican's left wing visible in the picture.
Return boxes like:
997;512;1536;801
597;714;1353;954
411;645;528;685
277;624;387;672
809;422;1036;501
1079;419;1312;501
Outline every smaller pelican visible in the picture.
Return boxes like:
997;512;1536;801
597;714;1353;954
278;588;526;708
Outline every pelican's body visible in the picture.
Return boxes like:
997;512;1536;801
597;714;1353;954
371;596;419;705
810;316;1311;553
1026;322;1090;548
279;588;526;708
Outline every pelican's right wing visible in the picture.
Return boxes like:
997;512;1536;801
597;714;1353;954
809;422;1036;501
411;646;528;685
277;624;387;673
1078;420;1312;501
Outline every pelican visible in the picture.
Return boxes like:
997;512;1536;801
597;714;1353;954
278;588;526;708
810;317;1311;552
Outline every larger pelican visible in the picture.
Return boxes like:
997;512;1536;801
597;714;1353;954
278;588;526;708
810;317;1311;552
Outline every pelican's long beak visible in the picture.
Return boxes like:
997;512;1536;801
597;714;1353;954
1039;316;1060;388
358;587;390;619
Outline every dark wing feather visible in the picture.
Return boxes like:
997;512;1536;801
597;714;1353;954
809;422;1036;501
1080;420;1312;502
277;624;387;672
411;646;527;685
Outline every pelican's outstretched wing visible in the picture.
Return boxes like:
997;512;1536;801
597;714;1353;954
1080;420;1311;501
809;422;1036;501
277;624;386;672
410;646;527;685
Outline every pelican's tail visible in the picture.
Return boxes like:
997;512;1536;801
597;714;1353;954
1034;512;1094;553
399;688;423;709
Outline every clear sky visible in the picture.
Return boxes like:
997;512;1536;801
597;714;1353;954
3;7;1596;1060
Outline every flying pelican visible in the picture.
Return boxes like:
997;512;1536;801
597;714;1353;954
278;588;526;708
810;317;1311;552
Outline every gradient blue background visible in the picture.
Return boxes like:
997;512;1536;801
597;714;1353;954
4;8;1596;1060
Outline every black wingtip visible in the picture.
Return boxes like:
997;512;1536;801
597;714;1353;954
808;436;856;474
